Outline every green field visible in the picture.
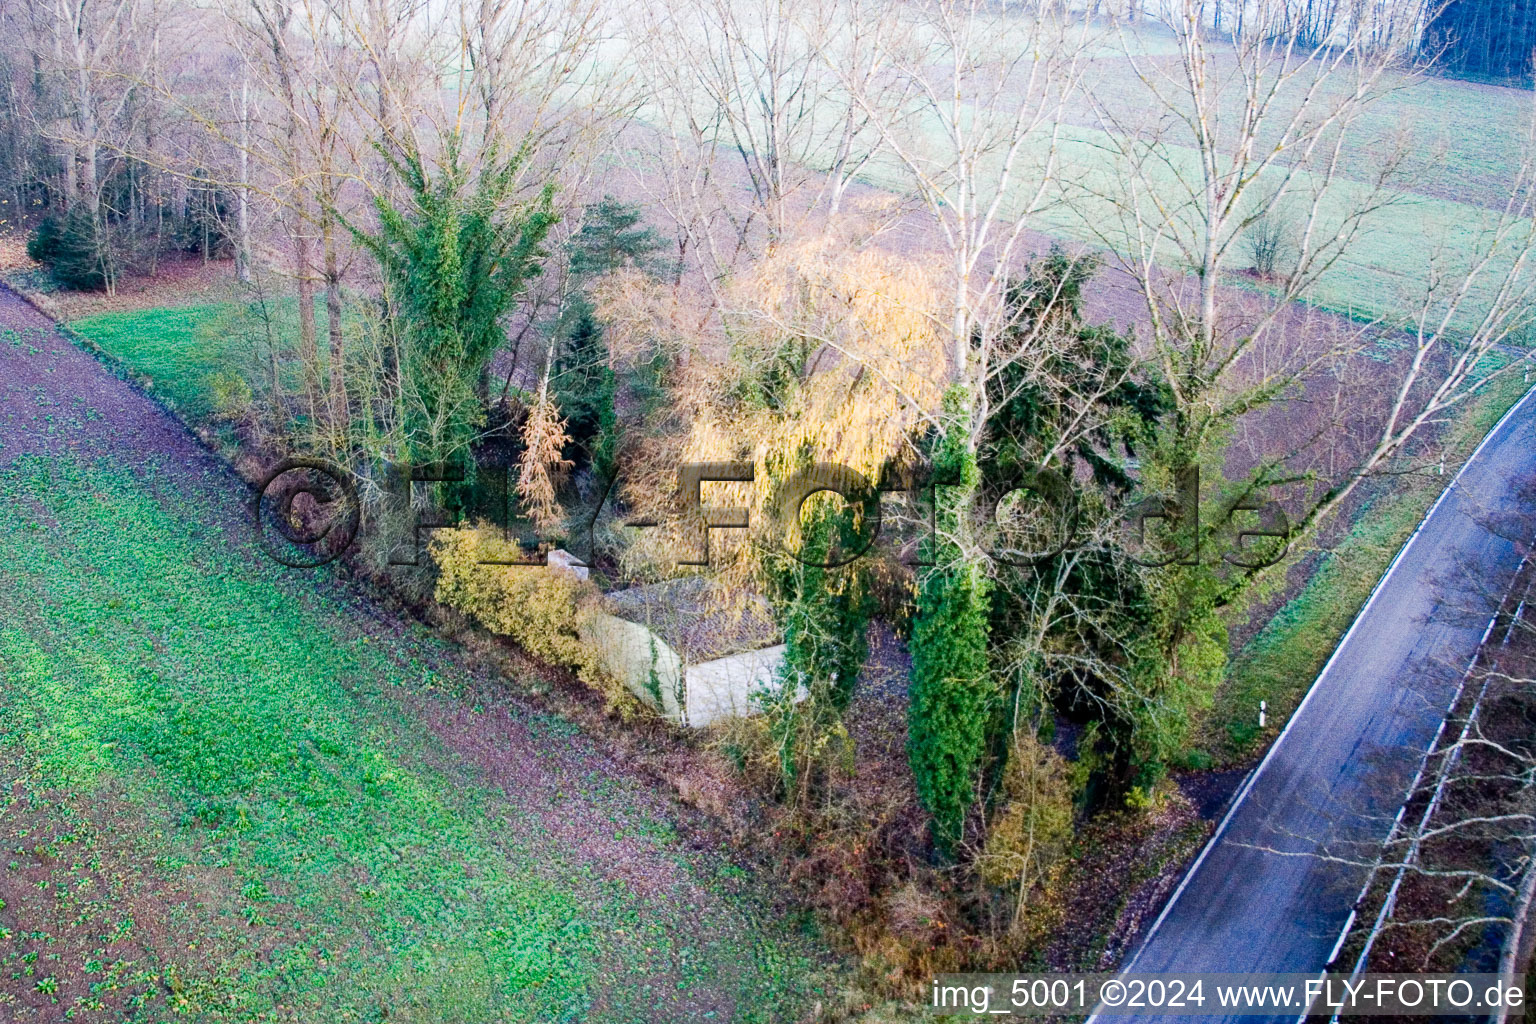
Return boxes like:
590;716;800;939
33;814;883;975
65;299;334;422
0;330;832;1021
621;14;1532;329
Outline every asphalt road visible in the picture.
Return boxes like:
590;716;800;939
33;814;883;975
1101;385;1536;1023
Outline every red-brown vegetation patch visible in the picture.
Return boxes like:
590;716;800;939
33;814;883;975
0;765;275;1022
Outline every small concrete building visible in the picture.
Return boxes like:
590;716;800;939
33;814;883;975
577;576;796;728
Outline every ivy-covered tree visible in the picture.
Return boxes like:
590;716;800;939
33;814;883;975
1118;425;1240;794
980;249;1165;494
760;454;876;802
908;387;994;856
350;134;555;470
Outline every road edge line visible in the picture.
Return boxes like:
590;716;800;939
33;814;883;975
1110;380;1536;987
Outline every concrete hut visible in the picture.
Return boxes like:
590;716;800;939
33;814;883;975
577;575;796;728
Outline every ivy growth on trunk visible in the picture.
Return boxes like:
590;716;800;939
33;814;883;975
908;388;994;856
349;133;555;471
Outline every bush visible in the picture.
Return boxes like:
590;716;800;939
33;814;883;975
430;526;635;714
1243;208;1293;280
208;371;254;423
978;732;1074;937
27;209;112;291
25;215;62;264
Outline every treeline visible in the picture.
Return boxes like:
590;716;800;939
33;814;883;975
1426;0;1536;82
1170;0;1533;85
0;11;238;292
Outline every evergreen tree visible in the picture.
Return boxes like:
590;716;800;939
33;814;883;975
908;388;994;855
350;134;555;470
978;249;1177;804
28;207;111;291
566;196;666;281
552;307;620;478
550;198;664;473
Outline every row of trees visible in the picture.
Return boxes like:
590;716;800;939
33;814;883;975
1427;0;1536;80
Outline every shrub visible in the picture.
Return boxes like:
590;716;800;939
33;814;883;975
755;674;857;806
27;208;112;291
978;732;1074;936
1243;208;1293;280
430;526;634;714
25;215;62;264
208;371;254;423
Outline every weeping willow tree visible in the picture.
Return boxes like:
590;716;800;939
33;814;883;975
600;217;946;581
598;216;945;804
350;133;555;473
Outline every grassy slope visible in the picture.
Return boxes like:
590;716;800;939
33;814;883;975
65;297;345;422
0;343;828;1021
1038;123;1522;328
64;302;248;419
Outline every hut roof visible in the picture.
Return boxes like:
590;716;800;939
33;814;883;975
601;576;781;664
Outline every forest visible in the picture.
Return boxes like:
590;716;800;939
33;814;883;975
1427;0;1536;81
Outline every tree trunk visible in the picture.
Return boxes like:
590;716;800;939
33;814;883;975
1495;861;1536;1024
75;61;99;224
264;8;320;416
235;80;251;284
294;214;319;414
323;203;345;433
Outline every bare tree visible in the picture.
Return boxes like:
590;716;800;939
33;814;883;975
623;0;894;298
29;0;177;290
838;0;1090;450
1301;506;1536;999
230;0;323;413
1085;0;1423;445
1081;0;1536;581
